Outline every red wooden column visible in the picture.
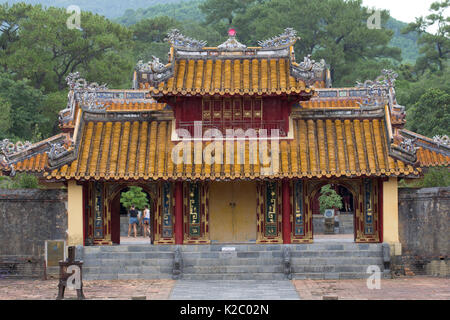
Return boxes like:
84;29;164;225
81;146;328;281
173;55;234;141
175;181;184;244
282;179;291;244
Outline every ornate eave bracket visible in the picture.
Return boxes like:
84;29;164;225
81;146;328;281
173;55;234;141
433;135;450;148
0;139;33;176
290;55;327;86
135;56;174;88
47;141;76;170
258;28;300;49
356;69;406;127
59;72;110;125
389;137;419;165
0;154;14;176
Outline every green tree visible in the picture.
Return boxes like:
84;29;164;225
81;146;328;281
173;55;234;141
318;185;343;214
131;16;181;64
0;173;40;189
0;73;44;140
406;88;450;137
40;91;68;139
0;4;133;92
199;0;256;27
399;167;450;188
0;96;11;139
230;0;401;86
120;186;149;210
12;173;40;189
422;167;450;187
402;0;449;74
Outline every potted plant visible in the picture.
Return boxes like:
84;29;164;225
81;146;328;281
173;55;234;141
318;185;343;234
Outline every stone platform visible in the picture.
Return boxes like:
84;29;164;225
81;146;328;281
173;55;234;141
80;242;389;281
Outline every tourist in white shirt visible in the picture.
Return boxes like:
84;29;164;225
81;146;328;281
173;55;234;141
142;205;151;238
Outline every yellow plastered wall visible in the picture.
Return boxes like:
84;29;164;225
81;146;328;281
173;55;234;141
67;180;84;246
383;177;402;255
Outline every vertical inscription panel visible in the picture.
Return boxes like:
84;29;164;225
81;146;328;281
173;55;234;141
257;181;282;243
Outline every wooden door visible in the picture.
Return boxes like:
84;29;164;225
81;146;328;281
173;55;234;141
209;181;257;243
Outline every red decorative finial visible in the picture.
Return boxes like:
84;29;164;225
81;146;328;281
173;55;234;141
228;28;236;37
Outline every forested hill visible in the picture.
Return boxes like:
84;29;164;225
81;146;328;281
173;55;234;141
0;0;192;18
2;0;420;63
114;0;420;63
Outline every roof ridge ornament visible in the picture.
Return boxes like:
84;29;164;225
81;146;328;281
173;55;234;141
47;141;72;162
290;54;327;85
217;29;247;51
399;137;419;153
258;28;300;49
433;135;449;146
165;29;207;50
356;69;398;90
66;72;108;92
0;139;33;158
64;72;109;112
135;56;174;87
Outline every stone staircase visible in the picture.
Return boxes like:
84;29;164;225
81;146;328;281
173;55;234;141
80;242;390;281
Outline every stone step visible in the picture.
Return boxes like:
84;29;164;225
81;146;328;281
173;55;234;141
82;252;174;260
82;243;382;254
83;265;172;274
291;265;384;273
182;265;284;274
293;271;390;280
83;273;171;280
81;258;173;267
180;264;383;275
181;258;283;267
180;273;288;280
289;257;383;265
78;242;386;281
83;249;381;257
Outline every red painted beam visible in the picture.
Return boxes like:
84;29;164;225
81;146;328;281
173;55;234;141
282;179;291;244
175;181;183;244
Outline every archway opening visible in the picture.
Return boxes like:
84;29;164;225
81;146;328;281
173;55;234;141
110;186;155;245
311;183;356;241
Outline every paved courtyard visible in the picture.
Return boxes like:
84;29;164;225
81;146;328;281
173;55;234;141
0;277;448;300
170;280;300;300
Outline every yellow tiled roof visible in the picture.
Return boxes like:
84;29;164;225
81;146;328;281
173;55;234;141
46;118;419;181
14;153;49;173
417;147;450;167
142;58;320;96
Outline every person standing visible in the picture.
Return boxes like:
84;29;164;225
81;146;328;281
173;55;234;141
127;204;139;238
142;205;151;238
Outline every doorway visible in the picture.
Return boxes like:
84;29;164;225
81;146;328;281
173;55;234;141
311;183;356;241
209;181;257;243
109;186;155;245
